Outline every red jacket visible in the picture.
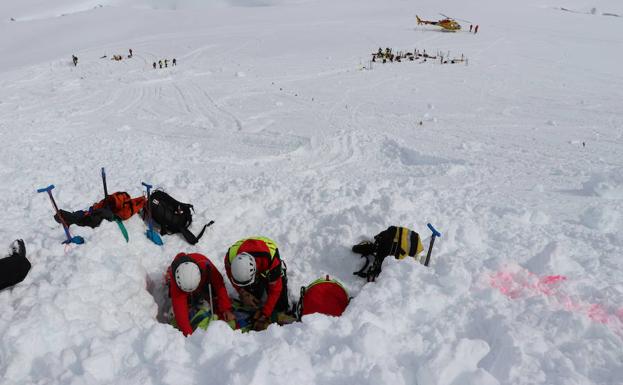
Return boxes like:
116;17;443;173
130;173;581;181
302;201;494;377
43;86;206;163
169;253;232;336
224;238;283;318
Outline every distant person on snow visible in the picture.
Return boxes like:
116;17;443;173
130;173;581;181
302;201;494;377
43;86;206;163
224;236;290;331
172;58;176;66
128;48;133;58
72;55;78;66
0;240;30;291
167;252;235;336
474;25;479;34
153;62;157;69
159;60;163;69
469;24;473;32
164;59;168;68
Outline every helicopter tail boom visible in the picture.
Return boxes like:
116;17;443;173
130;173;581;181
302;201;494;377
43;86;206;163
416;15;436;25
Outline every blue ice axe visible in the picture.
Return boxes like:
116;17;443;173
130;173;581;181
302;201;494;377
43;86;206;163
141;182;163;246
36;185;85;245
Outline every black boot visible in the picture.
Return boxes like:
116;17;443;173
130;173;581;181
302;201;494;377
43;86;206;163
54;209;84;226
352;240;375;255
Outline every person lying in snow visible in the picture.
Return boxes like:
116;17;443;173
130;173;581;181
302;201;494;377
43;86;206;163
224;236;290;331
352;226;424;281
0;240;30;291
167;252;235;336
54;192;145;228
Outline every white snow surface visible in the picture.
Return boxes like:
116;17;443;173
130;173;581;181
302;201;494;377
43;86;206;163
1;0;622;384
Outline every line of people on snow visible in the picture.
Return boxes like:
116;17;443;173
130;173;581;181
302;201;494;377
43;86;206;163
153;58;176;69
73;49;135;66
372;47;467;65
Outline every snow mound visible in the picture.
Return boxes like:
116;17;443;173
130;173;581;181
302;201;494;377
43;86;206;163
580;206;621;231
382;139;464;167
581;169;623;199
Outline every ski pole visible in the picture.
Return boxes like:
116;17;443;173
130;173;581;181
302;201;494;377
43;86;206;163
423;223;441;267
141;182;163;246
36;185;84;245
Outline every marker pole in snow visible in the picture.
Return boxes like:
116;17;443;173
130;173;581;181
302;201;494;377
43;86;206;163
141;182;163;246
36;185;85;245
207;283;218;321
101;168;108;197
423;223;441;267
101;168;129;242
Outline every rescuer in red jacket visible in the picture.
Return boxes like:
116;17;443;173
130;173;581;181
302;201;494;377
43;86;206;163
224;237;289;330
168;253;235;336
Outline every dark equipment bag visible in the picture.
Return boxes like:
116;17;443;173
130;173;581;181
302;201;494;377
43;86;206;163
147;190;213;245
0;240;30;291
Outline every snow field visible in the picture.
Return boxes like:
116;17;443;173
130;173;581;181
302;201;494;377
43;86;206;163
1;0;622;384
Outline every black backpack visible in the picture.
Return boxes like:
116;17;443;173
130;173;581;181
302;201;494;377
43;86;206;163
147;190;213;245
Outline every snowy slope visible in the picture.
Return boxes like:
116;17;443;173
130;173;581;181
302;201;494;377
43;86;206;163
0;0;622;384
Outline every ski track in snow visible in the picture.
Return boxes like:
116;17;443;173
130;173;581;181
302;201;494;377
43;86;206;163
1;0;623;384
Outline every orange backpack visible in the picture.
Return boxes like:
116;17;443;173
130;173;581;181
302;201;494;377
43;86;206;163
92;192;145;220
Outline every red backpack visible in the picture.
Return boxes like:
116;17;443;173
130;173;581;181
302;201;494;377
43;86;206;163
296;276;350;320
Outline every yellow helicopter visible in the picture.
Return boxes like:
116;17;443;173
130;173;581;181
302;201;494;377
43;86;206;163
416;14;463;31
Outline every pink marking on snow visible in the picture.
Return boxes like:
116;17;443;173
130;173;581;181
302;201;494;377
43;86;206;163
490;271;523;299
540;275;566;285
587;304;610;324
489;267;622;334
535;275;566;296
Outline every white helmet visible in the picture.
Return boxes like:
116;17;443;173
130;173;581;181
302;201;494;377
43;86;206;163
174;261;201;292
231;252;256;286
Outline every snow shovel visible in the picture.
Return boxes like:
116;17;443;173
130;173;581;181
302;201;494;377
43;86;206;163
37;185;85;245
141;182;163;246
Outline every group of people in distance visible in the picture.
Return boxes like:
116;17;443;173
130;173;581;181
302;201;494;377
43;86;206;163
72;49;135;66
153;58;176;69
168;236;289;335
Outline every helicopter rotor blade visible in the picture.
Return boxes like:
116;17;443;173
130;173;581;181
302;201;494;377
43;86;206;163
439;13;472;23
